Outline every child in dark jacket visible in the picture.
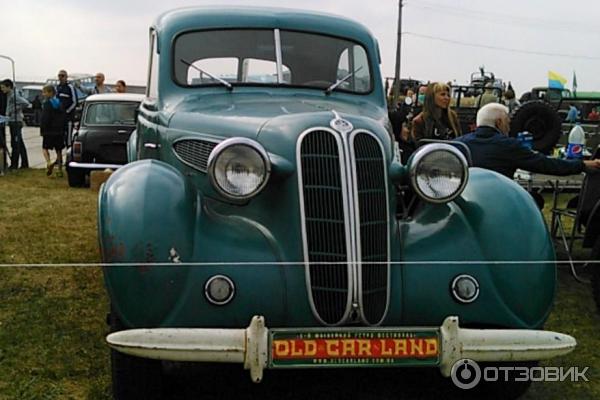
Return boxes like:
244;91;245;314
41;85;65;176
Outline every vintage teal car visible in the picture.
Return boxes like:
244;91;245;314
98;7;576;399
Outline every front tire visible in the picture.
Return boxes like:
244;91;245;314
109;308;164;400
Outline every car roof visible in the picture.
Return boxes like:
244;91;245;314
154;6;377;49
84;93;145;103
22;85;44;90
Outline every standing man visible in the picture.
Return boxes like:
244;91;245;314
0;79;30;169
56;70;78;147
78;72;111;95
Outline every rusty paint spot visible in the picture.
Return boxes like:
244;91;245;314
145;243;155;262
134;243;155;273
103;235;126;262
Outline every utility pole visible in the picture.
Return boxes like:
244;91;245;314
392;0;403;108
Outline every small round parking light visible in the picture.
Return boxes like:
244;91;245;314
451;274;480;304
204;275;235;305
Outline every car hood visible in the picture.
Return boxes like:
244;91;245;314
167;91;388;140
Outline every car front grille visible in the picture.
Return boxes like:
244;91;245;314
172;139;218;172
353;133;389;325
299;130;351;325
298;128;389;326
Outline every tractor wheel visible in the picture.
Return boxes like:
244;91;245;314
510;100;561;154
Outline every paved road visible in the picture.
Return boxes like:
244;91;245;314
4;126;47;169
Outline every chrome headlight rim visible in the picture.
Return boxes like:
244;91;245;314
409;143;469;204
207;137;271;201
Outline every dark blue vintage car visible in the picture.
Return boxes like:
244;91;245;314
98;7;576;399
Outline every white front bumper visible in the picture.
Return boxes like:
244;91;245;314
106;316;576;382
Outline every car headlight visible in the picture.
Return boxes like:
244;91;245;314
208;138;271;200
409;143;468;203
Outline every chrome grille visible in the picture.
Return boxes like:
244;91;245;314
173;139;218;172
353;132;389;325
299;130;350;325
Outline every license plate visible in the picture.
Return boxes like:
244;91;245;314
269;327;439;368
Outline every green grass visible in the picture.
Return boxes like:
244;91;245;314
0;169;599;399
0;170;109;399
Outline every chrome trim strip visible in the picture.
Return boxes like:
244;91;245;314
296;127;353;326
207;137;271;201
336;122;359;319
409;143;469;204
350;130;391;326
68;162;124;169
274;29;283;83
172;136;221;173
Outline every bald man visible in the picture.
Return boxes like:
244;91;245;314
79;72;112;95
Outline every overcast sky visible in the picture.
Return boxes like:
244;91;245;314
2;0;599;95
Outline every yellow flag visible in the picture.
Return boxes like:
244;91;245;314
548;71;567;89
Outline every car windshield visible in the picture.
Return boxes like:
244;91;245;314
84;102;139;126
173;29;372;94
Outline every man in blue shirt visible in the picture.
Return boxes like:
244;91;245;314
565;104;580;123
457;103;600;179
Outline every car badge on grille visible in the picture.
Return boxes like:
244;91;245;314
330;110;353;134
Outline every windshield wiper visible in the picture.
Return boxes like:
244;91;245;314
325;66;364;95
180;58;233;91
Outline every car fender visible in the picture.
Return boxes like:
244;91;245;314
98;159;197;327
400;168;555;329
99;159;290;327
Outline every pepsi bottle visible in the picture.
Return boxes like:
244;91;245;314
566;124;585;159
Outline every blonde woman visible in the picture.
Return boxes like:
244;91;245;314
411;82;461;142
